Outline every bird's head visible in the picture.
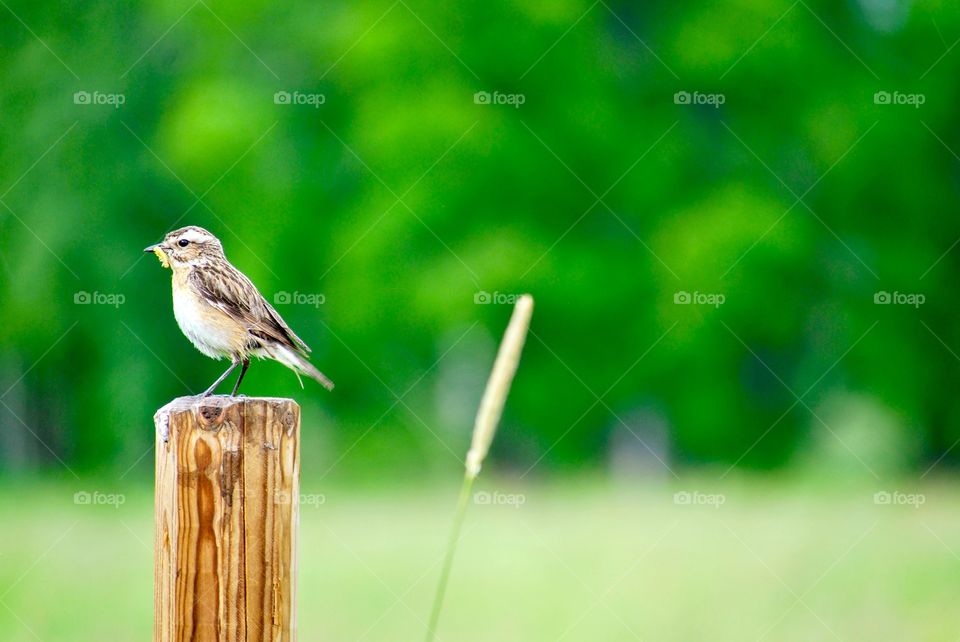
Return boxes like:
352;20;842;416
144;226;225;269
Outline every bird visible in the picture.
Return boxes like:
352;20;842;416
144;225;334;397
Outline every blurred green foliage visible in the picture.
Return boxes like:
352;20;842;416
1;0;959;478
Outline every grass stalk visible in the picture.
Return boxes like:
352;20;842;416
425;295;534;641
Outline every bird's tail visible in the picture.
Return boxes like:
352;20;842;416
267;344;335;391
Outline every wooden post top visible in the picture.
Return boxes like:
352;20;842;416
156;395;300;413
154;396;300;442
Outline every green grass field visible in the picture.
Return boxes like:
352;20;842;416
1;476;957;641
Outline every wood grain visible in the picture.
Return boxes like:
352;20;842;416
154;396;300;642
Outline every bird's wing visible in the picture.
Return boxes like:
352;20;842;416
261;298;312;353
189;264;312;354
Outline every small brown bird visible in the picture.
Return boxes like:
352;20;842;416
144;226;334;397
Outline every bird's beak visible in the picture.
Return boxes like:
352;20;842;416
145;244;171;269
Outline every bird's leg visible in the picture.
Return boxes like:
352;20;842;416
231;358;250;397
201;359;239;397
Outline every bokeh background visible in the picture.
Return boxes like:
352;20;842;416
2;0;960;640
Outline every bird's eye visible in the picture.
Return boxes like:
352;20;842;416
177;239;189;247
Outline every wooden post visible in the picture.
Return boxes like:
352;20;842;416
153;396;300;642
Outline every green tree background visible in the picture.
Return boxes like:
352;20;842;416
1;0;958;480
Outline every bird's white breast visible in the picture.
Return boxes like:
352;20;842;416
172;280;237;359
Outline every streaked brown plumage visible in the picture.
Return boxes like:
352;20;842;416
145;225;334;397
